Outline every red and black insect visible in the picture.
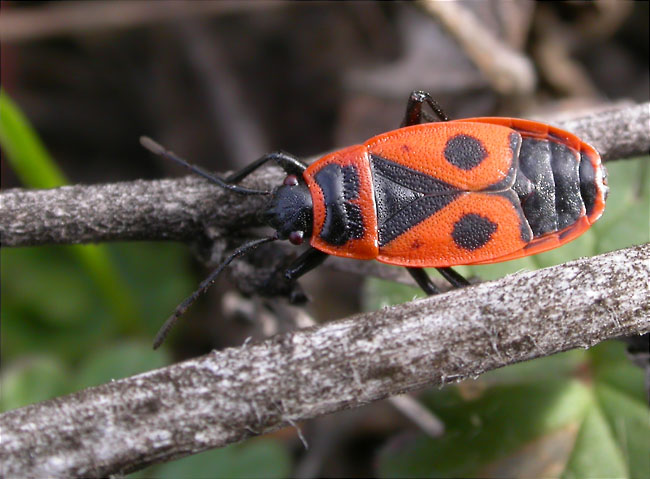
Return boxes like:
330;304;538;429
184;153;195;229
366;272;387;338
142;91;608;348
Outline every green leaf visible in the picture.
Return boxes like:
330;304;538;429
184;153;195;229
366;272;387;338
1;247;115;363
72;341;170;390
1;247;102;327
594;384;650;479
362;260;536;311
378;380;591;478
590;158;649;247
140;439;291;479
0;89;140;333
0;88;66;188
2;241;194;345
0;356;70;411
591;341;647;403
106;242;196;338
479;349;587;385
562;403;628;479
362;277;424;311
466;256;537;282
376;341;649;478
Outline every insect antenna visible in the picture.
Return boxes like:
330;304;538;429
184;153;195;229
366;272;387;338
153;235;277;349
140;136;270;195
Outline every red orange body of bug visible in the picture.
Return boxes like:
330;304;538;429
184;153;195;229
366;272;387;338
305;116;606;266
142;91;608;347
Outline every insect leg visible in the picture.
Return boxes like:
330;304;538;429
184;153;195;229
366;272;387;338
401;90;450;127
284;247;329;281
406;267;441;295
225;152;307;183
407;267;470;295
436;267;470;288
152;236;277;349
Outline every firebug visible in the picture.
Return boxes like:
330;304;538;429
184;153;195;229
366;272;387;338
142;90;608;348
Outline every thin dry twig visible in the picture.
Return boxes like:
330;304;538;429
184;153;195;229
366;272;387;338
557;102;650;162
419;0;537;95
0;0;284;43
388;395;445;438
1;244;648;478
176;20;269;166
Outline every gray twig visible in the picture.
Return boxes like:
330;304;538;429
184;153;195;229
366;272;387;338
0;170;281;247
419;0;536;95
557;102;650;162
1;244;648;478
0;0;284;43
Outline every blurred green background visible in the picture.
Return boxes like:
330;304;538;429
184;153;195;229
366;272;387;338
1;1;648;477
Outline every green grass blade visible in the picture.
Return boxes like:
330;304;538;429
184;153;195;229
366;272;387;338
0;89;141;335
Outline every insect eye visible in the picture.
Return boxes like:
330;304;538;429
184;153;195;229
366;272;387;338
289;230;304;245
283;175;299;186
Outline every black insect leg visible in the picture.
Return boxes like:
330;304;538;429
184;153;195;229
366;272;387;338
225;151;307;183
407;266;470;296
401;90;451;127
285;247;329;281
274;247;328;304
436;267;470;288
407;267;441;295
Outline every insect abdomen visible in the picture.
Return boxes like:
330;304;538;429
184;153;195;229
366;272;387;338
514;137;585;238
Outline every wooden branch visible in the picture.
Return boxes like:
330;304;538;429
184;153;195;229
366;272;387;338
419;0;536;95
1;243;648;478
0;171;282;247
557;102;650;162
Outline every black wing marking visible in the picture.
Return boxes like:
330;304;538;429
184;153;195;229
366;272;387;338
371;155;461;246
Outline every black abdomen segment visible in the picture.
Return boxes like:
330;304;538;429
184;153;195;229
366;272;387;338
514;137;594;238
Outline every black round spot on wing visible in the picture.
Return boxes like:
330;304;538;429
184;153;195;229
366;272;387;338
444;134;488;170
452;214;497;251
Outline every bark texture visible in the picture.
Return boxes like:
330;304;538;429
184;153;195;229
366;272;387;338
0;172;281;247
1;244;649;478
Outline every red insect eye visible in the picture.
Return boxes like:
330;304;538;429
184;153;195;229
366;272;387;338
284;175;299;186
289;231;304;245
